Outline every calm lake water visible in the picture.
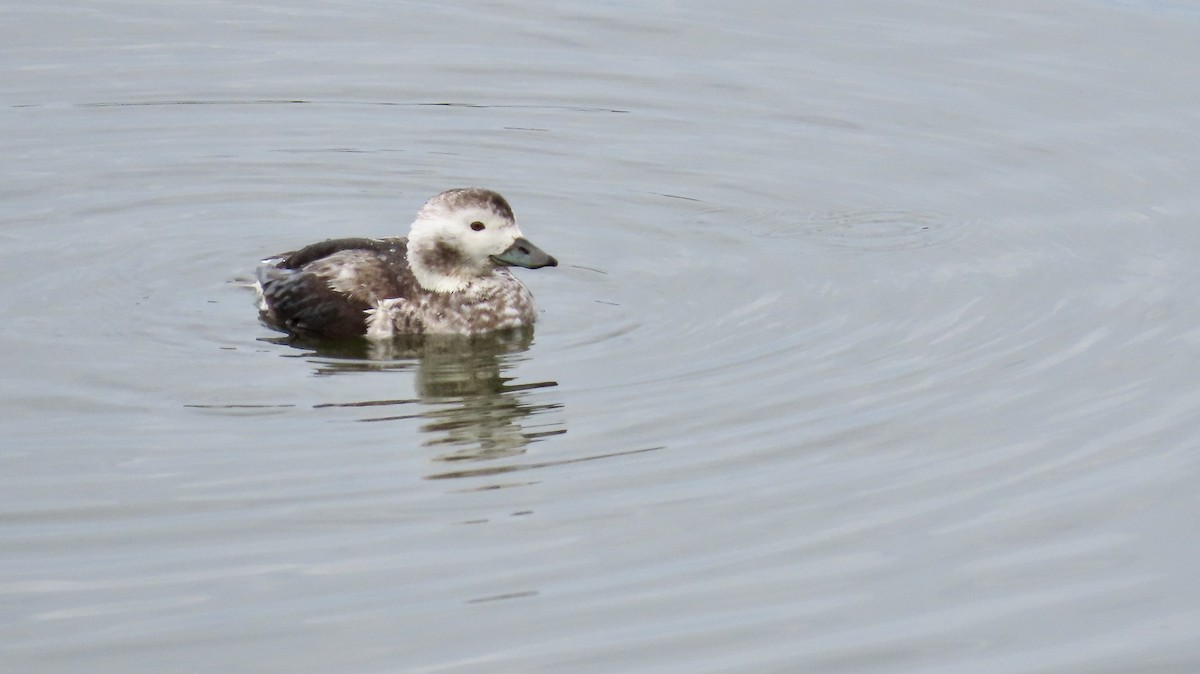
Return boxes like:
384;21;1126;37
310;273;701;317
4;0;1200;671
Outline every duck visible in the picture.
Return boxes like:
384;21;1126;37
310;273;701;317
256;187;557;338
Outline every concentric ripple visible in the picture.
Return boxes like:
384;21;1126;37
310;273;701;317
721;205;979;252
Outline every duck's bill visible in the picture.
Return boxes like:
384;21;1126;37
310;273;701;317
492;237;558;269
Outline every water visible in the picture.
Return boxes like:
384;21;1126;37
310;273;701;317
3;0;1200;671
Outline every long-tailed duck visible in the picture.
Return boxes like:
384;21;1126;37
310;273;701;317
256;188;557;338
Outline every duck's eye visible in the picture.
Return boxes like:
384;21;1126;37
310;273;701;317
470;221;486;232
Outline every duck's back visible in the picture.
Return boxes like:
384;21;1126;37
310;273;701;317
257;237;417;338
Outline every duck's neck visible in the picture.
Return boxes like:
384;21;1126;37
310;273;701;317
406;238;484;293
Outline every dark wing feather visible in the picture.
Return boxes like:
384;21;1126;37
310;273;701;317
257;265;370;338
278;237;392;269
257;237;415;339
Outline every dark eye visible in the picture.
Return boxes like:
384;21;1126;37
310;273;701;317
470;221;486;232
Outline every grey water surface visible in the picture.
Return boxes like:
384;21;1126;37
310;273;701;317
3;0;1200;672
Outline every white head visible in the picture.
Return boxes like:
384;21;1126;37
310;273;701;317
406;188;557;293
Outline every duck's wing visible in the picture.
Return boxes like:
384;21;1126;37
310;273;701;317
257;237;414;338
275;237;392;270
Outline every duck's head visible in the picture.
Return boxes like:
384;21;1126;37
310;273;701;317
407;188;557;293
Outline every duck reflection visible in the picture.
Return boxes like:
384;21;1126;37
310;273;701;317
269;327;564;463
409;331;564;462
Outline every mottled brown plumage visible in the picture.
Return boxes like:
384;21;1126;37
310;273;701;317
256;188;556;338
